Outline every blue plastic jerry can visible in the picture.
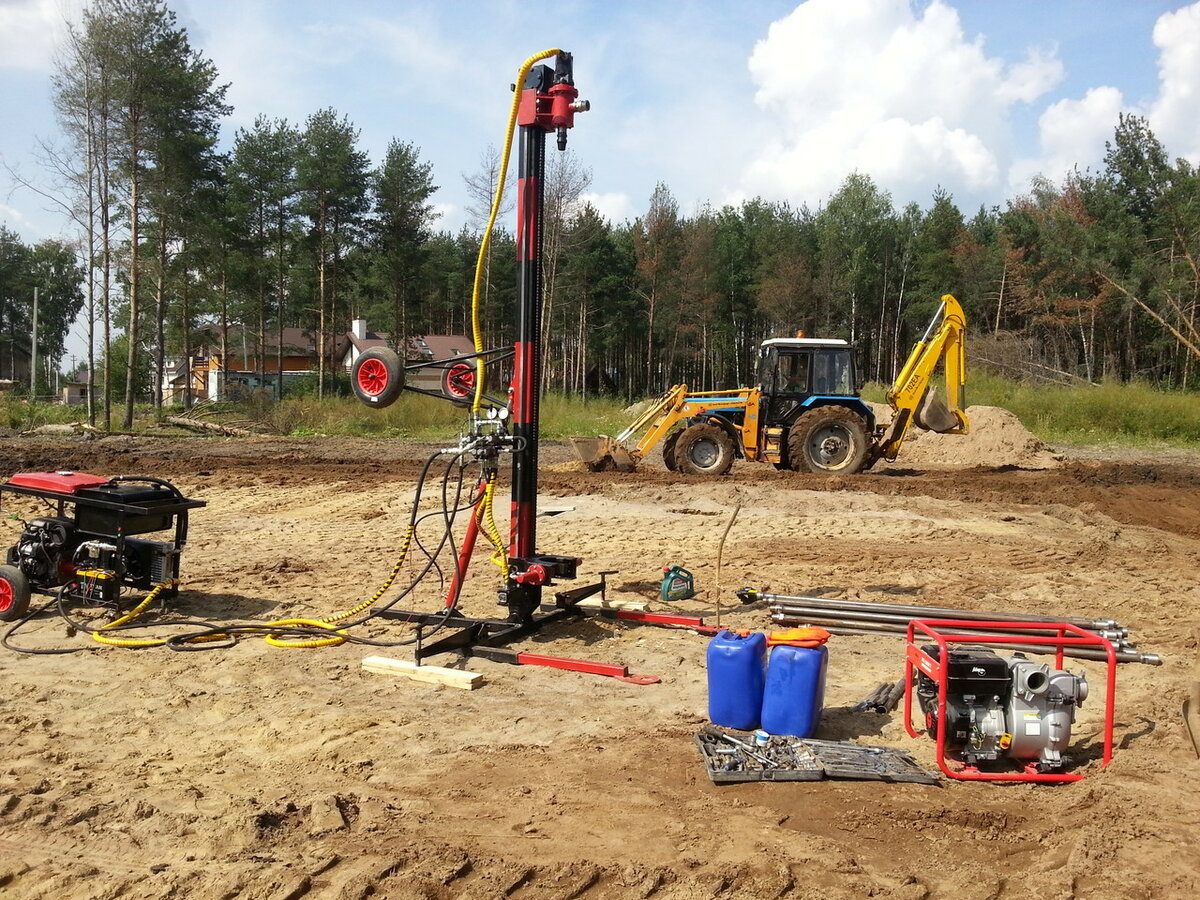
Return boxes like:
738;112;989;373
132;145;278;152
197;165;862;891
706;630;767;731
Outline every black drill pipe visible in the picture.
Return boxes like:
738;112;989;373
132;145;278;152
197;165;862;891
747;589;1124;632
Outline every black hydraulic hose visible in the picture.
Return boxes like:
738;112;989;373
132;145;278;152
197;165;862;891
158;447;472;652
2;596;89;655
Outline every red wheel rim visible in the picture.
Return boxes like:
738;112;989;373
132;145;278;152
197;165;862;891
0;579;12;614
357;358;390;396
445;363;475;399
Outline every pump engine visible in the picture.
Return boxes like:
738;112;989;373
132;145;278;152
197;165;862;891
916;645;1088;772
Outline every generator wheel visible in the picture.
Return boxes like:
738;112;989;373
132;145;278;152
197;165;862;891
352;348;405;409
673;423;735;476
0;565;32;623
788;406;868;474
441;362;476;407
661;429;682;472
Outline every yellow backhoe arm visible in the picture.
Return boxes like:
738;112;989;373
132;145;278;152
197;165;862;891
571;385;756;472
872;294;969;463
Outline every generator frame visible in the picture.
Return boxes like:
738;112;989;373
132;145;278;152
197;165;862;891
903;618;1117;783
0;473;206;610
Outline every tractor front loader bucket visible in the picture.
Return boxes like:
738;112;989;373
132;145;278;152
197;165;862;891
571;436;638;472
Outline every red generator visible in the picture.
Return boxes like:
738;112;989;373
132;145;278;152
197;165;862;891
0;471;205;622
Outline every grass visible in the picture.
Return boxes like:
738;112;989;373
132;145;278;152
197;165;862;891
5;375;1197;450
0;396;98;431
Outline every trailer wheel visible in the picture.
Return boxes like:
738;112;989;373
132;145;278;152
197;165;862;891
352;348;405;409
441;362;476;407
661;429;682;472
0;565;31;623
788;406;868;474
673;423;735;476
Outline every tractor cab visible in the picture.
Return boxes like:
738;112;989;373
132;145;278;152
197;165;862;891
758;338;858;402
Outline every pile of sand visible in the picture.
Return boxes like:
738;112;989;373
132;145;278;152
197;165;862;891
869;403;1062;469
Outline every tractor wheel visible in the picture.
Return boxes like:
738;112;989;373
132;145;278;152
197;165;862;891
673;423;736;476
352;348;405;409
0;565;32;623
661;429;682;472
788;406;869;474
441;362;476;407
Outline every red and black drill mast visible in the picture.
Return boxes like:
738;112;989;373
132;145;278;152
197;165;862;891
502;52;586;622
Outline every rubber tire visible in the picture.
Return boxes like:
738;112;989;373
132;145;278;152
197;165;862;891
661;429;682;472
0;564;32;623
441;362;476;407
788;406;869;474
352;348;406;409
673;423;736;476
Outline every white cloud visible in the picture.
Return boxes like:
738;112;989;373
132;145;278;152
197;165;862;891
429;201;458;231
1009;86;1126;192
997;47;1064;105
0;0;78;72
739;0;1063;209
579;191;636;226
0;202;34;229
1009;1;1200;193
1149;1;1200;165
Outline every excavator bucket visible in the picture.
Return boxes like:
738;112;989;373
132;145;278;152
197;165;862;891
570;436;638;472
914;390;966;434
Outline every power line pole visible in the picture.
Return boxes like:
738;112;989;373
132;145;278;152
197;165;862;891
31;286;39;402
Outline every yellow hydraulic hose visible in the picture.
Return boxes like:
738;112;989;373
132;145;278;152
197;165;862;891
264;523;417;648
469;48;562;413
478;473;509;578
91;580;176;648
91;523;418;651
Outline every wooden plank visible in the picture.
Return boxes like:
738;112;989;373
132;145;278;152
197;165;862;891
361;656;484;690
576;597;649;611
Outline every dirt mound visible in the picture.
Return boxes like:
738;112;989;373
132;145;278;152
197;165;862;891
870;403;1062;469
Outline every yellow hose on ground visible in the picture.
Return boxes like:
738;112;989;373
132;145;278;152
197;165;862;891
469;48;562;413
90;523;417;650
91;580;173;647
264;523;417;648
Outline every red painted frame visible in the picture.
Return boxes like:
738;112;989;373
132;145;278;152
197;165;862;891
903;618;1117;783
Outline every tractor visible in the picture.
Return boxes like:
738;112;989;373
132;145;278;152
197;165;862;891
571;294;968;476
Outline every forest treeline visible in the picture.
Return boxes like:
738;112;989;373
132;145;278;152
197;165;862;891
3;0;1198;431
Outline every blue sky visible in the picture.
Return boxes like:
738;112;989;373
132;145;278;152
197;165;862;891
2;0;1197;247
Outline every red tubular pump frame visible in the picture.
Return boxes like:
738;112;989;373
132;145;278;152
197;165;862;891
903;618;1117;783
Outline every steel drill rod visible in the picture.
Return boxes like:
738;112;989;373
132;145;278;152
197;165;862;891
768;603;1126;641
769;609;1130;645
751;589;1123;631
776;621;1160;665
769;613;1139;651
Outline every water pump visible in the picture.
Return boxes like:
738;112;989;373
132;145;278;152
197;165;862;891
916;645;1088;772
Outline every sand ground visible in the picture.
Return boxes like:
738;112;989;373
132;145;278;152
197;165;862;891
1;412;1198;899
